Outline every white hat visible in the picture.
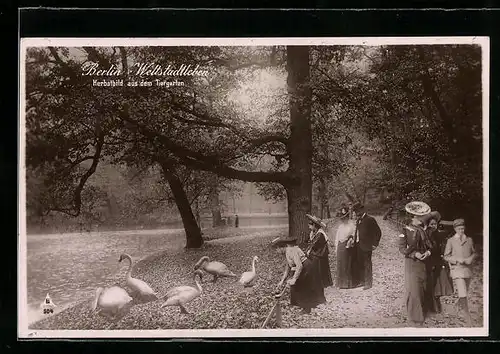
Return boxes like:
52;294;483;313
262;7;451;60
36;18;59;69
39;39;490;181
405;201;431;216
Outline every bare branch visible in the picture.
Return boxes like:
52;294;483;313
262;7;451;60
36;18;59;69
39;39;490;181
118;107;291;184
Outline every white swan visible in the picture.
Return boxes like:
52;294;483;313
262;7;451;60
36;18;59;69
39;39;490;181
239;256;259;287
91;286;133;319
119;253;158;302
161;270;204;314
194;256;238;283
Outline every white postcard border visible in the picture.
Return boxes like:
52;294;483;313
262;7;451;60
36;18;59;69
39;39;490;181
18;36;490;339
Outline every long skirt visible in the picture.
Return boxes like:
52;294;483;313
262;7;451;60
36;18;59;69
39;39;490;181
356;247;373;289
425;263;454;313
290;257;326;310
349;244;364;288
336;241;356;289
434;264;454;297
319;255;333;288
404;258;427;324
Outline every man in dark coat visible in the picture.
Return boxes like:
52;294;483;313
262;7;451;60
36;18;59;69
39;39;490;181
352;203;382;290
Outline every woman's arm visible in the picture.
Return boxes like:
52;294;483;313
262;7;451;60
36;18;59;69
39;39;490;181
288;254;303;284
285;250;304;285
277;262;290;287
398;230;419;259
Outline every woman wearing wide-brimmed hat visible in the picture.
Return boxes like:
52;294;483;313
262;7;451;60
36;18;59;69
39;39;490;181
398;201;435;326
421;210;454;314
272;232;326;314
305;213;334;288
334;206;357;289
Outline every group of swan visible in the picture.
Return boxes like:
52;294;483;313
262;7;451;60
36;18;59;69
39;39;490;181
91;254;259;319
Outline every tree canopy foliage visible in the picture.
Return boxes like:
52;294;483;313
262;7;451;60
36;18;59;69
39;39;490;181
24;44;484;238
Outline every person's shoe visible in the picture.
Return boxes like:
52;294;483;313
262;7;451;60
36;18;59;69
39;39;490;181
435;298;442;313
409;321;424;327
300;308;311;315
363;285;372;290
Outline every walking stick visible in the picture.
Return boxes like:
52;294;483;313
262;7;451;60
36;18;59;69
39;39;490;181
261;286;288;329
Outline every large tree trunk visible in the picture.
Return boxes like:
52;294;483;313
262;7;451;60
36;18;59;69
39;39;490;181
159;161;203;249
209;175;223;227
194;197;201;228
285;46;313;248
318;177;329;219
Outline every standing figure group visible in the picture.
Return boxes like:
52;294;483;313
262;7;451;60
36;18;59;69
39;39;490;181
272;199;477;328
273;202;382;315
399;201;476;326
334;203;382;290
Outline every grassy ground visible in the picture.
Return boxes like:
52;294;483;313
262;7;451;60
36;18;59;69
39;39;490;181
29;218;483;330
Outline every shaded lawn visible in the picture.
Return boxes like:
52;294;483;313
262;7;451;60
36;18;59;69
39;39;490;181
30;218;483;330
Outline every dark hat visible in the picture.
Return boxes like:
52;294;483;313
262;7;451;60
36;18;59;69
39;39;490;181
271;234;297;248
421;211;442;224
453;218;465;228
306;214;327;229
352;202;364;212
337;207;350;219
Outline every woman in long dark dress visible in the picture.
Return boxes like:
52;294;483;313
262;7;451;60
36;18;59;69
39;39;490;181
273;234;326;314
422;211;454;314
335;207;357;289
305;214;334;288
398;201;434;326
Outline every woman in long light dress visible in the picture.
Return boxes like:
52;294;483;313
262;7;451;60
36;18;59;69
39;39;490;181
335;207;358;289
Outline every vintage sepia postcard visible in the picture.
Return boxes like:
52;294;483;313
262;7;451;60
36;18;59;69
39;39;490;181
18;37;489;338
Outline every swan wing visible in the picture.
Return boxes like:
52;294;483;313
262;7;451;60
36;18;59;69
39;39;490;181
239;271;251;284
206;261;228;272
128;277;156;295
99;287;132;308
205;261;236;277
182;289;201;303
161;287;198;307
239;271;256;285
164;286;193;299
161;296;181;307
219;268;237;277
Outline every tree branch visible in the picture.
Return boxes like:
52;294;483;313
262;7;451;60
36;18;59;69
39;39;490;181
48;47;78;81
118;108;291;184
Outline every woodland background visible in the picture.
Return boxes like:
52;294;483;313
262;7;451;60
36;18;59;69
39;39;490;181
25;44;483;243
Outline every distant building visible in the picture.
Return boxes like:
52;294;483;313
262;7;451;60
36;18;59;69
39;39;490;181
219;182;287;215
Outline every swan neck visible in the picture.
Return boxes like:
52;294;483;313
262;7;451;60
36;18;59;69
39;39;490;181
195;276;202;292
125;255;133;277
196;257;208;269
92;288;102;311
251;259;256;273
